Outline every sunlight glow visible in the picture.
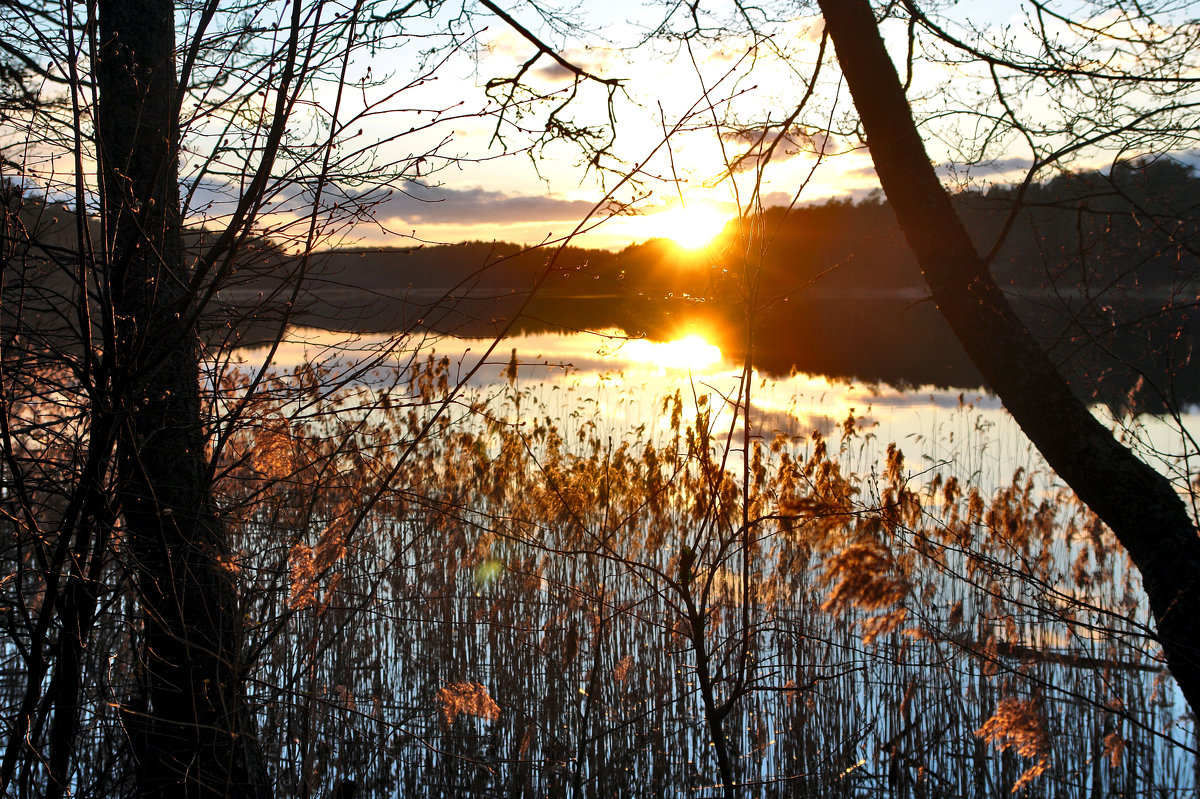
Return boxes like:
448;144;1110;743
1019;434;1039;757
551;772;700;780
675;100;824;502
652;205;731;250
623;334;723;371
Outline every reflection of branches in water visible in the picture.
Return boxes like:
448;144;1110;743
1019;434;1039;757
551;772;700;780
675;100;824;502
215;363;1191;797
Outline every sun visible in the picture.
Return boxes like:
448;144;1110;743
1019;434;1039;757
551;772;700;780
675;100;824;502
653;205;732;250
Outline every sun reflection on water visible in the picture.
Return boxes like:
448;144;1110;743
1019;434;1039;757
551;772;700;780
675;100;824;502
618;334;723;371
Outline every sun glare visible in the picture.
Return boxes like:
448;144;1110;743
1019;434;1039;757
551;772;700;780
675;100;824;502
654;205;731;250
624;335;723;371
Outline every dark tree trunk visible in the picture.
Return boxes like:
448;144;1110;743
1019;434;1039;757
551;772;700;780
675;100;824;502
95;0;269;795
815;0;1200;715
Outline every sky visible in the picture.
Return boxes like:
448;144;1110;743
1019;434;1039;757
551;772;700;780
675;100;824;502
12;1;1192;252
266;1;882;252
171;0;1199;253
313;0;1064;252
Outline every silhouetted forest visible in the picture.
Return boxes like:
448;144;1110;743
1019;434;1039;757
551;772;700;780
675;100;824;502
240;158;1199;412
7;159;1197;410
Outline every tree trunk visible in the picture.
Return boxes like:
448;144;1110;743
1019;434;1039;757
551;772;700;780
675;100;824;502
815;0;1200;715
96;0;269;795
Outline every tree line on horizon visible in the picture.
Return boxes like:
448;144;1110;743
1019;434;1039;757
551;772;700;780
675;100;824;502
280;156;1198;409
10;155;1195;406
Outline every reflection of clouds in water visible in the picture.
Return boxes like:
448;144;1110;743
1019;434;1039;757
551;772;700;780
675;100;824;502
245;327;737;389
847;386;997;411
485;330;735;388
234;326;996;446
227;326;1198;501
750;407;838;439
231;330;422;379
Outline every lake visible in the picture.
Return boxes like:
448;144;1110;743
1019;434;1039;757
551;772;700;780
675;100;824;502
224;322;1200;798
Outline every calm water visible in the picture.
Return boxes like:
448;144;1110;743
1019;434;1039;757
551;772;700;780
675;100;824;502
228;325;1199;798
254;324;1196;492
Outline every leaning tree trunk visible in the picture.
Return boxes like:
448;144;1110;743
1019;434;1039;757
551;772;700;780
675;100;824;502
815;0;1200;716
96;0;269;796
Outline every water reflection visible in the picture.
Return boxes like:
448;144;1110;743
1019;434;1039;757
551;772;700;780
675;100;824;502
224;322;1199;797
241;324;1196;489
605;334;723;372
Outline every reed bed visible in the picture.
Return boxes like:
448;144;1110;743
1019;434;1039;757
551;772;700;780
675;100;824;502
196;353;1196;798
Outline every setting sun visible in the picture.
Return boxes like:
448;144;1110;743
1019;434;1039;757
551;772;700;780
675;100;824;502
653;205;732;250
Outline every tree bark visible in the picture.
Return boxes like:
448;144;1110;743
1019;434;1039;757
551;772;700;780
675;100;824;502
96;0;269;795
816;0;1200;715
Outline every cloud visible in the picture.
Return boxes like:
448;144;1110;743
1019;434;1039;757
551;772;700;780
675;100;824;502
1173;149;1200;169
532;62;578;83
361;181;615;226
181;172;620;243
934;157;1033;181
480;24;619;86
530;47;619;84
845;162;878;180
720;125;819;173
847;154;1034;186
760;191;796;208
